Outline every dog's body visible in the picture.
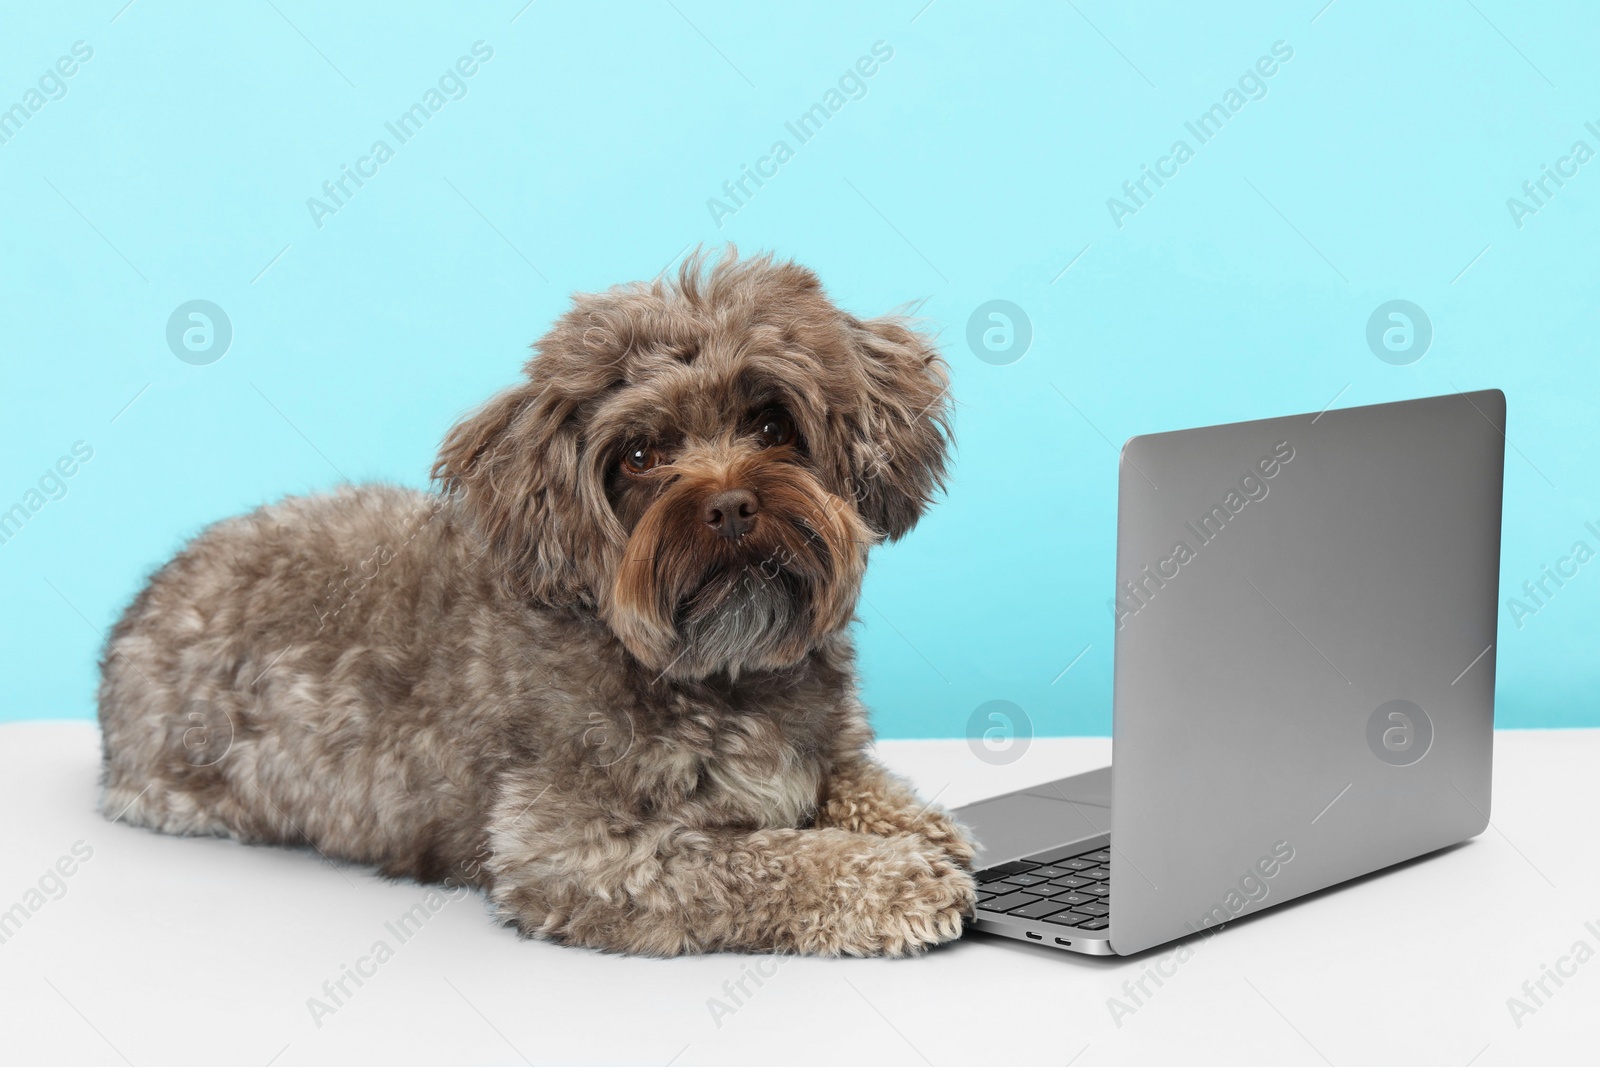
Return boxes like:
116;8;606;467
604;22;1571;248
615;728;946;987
98;253;975;956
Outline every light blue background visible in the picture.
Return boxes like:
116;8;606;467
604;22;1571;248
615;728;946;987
2;1;1596;736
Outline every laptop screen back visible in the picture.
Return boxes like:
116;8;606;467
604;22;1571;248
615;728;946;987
1108;390;1505;955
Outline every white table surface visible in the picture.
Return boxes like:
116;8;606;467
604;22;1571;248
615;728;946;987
1;721;1594;1066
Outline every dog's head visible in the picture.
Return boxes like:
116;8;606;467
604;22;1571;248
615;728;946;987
433;250;950;680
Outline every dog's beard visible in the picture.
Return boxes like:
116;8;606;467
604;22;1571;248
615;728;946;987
605;464;874;680
672;563;809;677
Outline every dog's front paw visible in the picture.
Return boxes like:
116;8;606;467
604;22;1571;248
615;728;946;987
819;793;978;870
903;808;978;870
809;835;976;957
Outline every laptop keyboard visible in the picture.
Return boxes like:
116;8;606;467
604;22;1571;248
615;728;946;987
974;844;1112;931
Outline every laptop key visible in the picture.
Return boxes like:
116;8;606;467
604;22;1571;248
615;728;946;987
1082;883;1111;898
1027;866;1075;879
996;884;1051;899
1049;875;1094;889
1061;858;1096;870
976;860;1040;883
1078;917;1110;930
1023;844;1099;865
979;890;1046;913
1051;892;1095;907
1010;898;1072;920
1085;851;1110;863
1043;910;1092;927
1000;873;1050;887
1080;866;1110;880
1071;902;1110;917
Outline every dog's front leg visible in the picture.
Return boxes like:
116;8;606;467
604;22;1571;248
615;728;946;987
815;755;976;869
487;814;975;957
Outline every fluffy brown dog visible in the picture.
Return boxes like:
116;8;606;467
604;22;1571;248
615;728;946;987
96;251;976;956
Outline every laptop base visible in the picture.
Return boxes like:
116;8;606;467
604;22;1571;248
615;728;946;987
968;833;1117;955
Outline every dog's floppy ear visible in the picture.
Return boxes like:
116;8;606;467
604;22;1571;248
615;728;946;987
432;380;593;605
845;314;952;541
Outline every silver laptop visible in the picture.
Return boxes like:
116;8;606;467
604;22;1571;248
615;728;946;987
956;389;1506;955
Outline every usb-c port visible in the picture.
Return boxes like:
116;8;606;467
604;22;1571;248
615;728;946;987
1055;938;1072;946
1025;931;1042;940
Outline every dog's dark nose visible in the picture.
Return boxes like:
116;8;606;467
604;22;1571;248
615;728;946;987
703;489;759;540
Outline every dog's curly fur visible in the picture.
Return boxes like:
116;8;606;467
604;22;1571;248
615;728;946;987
96;250;976;956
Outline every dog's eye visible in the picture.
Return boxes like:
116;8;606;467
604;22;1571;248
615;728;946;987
754;409;795;448
623;444;662;474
